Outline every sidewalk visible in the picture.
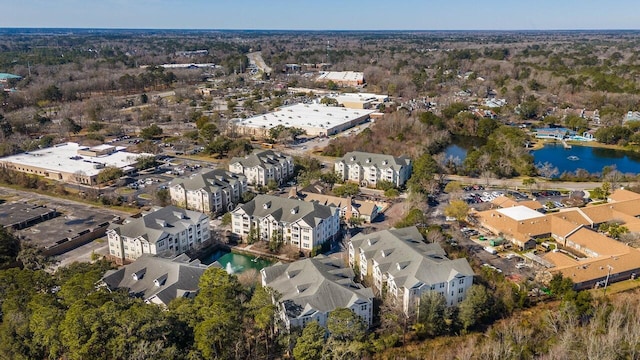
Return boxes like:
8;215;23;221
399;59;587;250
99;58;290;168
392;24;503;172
231;243;293;263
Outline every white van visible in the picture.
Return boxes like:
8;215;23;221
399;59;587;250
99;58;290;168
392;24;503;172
484;246;498;255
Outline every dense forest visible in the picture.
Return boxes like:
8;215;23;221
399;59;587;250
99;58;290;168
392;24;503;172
0;241;633;360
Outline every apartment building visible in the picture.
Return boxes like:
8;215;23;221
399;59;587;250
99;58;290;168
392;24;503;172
335;151;412;187
229;150;294;186
261;255;374;330
169;169;247;214
107;206;210;265
349;227;474;315
231;194;340;251
100;254;208;306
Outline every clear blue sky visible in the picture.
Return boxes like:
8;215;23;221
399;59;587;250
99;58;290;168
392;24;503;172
2;0;639;30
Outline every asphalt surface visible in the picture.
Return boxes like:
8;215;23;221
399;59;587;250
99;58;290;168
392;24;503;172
445;174;606;191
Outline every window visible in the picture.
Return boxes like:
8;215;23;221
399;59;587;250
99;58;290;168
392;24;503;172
459;278;464;285
157;240;165;248
458;288;464;294
440;283;445;288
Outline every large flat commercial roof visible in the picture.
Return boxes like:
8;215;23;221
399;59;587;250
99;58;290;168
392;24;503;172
0;142;145;177
333;92;388;102
235;103;374;132
316;71;364;83
497;206;546;221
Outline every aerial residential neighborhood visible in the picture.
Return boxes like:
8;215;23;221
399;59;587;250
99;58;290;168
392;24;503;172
3;7;640;358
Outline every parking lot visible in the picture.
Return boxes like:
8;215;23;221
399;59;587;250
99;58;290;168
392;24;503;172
454;225;539;279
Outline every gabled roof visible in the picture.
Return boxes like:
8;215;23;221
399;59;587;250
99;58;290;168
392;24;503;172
549;250;640;286
337;151;411;171
566;227;630;258
491;196;542;211
109;205;208;243
101;254;209;306
262;255;373;317
235;194;336;227
350;227;474;289
229;150;291;170
170;168;245;193
608;189;640;203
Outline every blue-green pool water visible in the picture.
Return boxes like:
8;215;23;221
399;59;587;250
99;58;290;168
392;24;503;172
200;249;273;274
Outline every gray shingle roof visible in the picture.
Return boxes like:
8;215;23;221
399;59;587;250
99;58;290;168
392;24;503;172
101;254;209;306
337;151;411;171
262;255;373;317
350;227;474;289
237;194;336;227
229;150;291;170
109;205;208;244
169;168;245;193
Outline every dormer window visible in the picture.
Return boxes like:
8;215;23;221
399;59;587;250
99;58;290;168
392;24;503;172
291;207;298;214
154;274;168;287
263;202;271;209
132;268;146;280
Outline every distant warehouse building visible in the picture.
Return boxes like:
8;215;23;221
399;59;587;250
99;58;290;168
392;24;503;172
234;103;374;138
330;92;389;109
316;71;365;87
0;142;148;185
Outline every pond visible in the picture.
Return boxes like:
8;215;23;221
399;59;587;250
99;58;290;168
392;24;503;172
443;139;640;175
533;143;640;174
200;249;273;274
442;135;487;162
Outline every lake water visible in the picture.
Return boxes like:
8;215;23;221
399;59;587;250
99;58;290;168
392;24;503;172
533;143;640;174
200;249;273;274
443;140;640;175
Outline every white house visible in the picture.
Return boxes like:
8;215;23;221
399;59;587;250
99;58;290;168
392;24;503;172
261;255;374;330
349;227;474;315
231;194;340;251
107;206;210;265
335;151;412;187
229;150;294;186
169;169;247;214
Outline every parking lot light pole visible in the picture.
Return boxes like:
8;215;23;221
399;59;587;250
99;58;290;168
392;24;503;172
603;265;613;296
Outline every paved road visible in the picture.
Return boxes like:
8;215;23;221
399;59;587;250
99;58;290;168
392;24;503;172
444;175;607;191
247;52;272;74
0;186;133;217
